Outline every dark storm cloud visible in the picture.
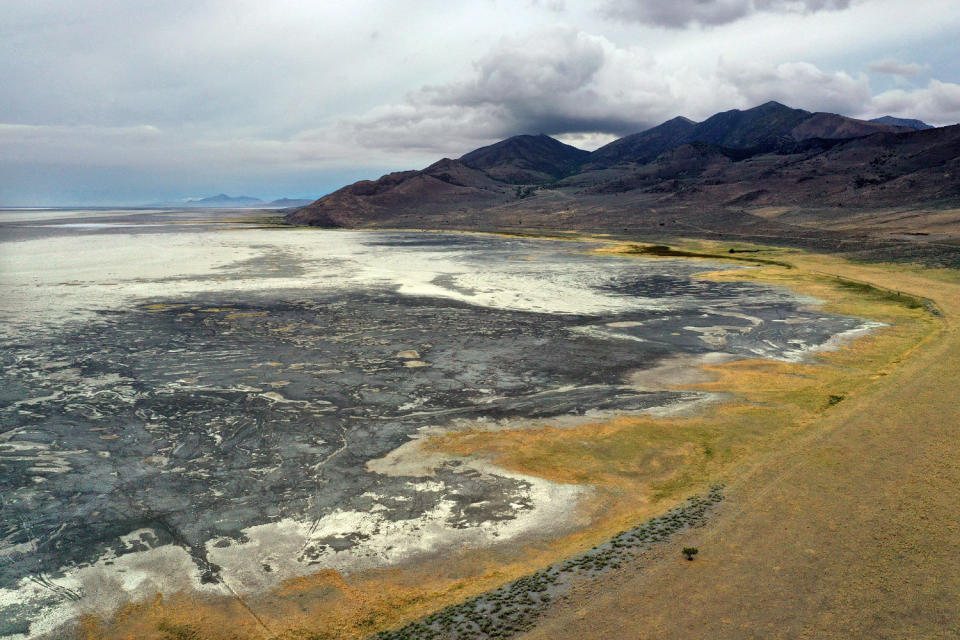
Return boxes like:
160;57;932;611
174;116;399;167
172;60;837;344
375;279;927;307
421;28;654;137
347;28;670;152
602;0;852;28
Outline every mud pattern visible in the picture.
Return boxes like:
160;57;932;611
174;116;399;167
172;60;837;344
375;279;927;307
0;219;875;637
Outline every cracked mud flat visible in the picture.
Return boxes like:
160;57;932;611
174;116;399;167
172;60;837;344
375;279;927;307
0;210;878;638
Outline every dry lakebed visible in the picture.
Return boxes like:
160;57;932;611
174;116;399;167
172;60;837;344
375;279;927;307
0;208;922;639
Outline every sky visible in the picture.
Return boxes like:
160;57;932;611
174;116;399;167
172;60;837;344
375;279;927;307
1;0;958;206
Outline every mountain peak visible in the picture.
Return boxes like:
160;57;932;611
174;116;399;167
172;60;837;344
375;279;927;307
586;115;699;168
459;134;589;184
464;133;573;152
757;100;793;110
663;115;697;126
691;102;810;148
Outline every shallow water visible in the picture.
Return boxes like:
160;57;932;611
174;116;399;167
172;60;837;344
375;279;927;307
0;210;873;638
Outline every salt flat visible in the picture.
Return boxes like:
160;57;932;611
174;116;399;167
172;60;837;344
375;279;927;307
0;210;875;639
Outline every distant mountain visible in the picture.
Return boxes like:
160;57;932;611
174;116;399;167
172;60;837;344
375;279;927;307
287;101;960;241
869;116;934;130
264;198;314;208
149;194;313;208
189;193;263;206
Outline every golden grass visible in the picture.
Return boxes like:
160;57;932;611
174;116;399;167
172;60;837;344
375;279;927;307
523;246;960;639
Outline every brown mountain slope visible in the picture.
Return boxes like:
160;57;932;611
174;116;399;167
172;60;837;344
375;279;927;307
599;123;960;205
289;124;960;225
285;158;510;227
584;116;697;168
790;111;907;140
459;134;590;184
286;135;586;227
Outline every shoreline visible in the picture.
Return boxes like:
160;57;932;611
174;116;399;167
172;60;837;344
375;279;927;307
521;245;958;640
0;226;933;640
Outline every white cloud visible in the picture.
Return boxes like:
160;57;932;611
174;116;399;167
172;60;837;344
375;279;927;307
553;132;620;150
870;80;960;125
717;60;872;115
867;58;929;77
344;28;651;154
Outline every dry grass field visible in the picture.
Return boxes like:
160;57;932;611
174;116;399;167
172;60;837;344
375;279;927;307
522;248;960;640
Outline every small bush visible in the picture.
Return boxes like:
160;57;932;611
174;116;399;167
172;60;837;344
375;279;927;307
682;547;699;561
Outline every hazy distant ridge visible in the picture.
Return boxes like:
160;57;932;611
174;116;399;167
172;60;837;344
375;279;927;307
150;193;314;208
869;116;933;130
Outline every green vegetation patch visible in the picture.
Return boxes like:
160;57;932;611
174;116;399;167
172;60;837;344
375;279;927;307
623;244;793;268
832;277;928;311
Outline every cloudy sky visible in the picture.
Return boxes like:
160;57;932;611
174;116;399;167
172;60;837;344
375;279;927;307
2;0;958;205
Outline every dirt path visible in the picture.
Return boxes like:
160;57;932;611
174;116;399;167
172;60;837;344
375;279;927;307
523;259;960;639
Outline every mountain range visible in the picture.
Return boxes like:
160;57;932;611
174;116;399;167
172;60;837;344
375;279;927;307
151;194;314;208
286;102;960;261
